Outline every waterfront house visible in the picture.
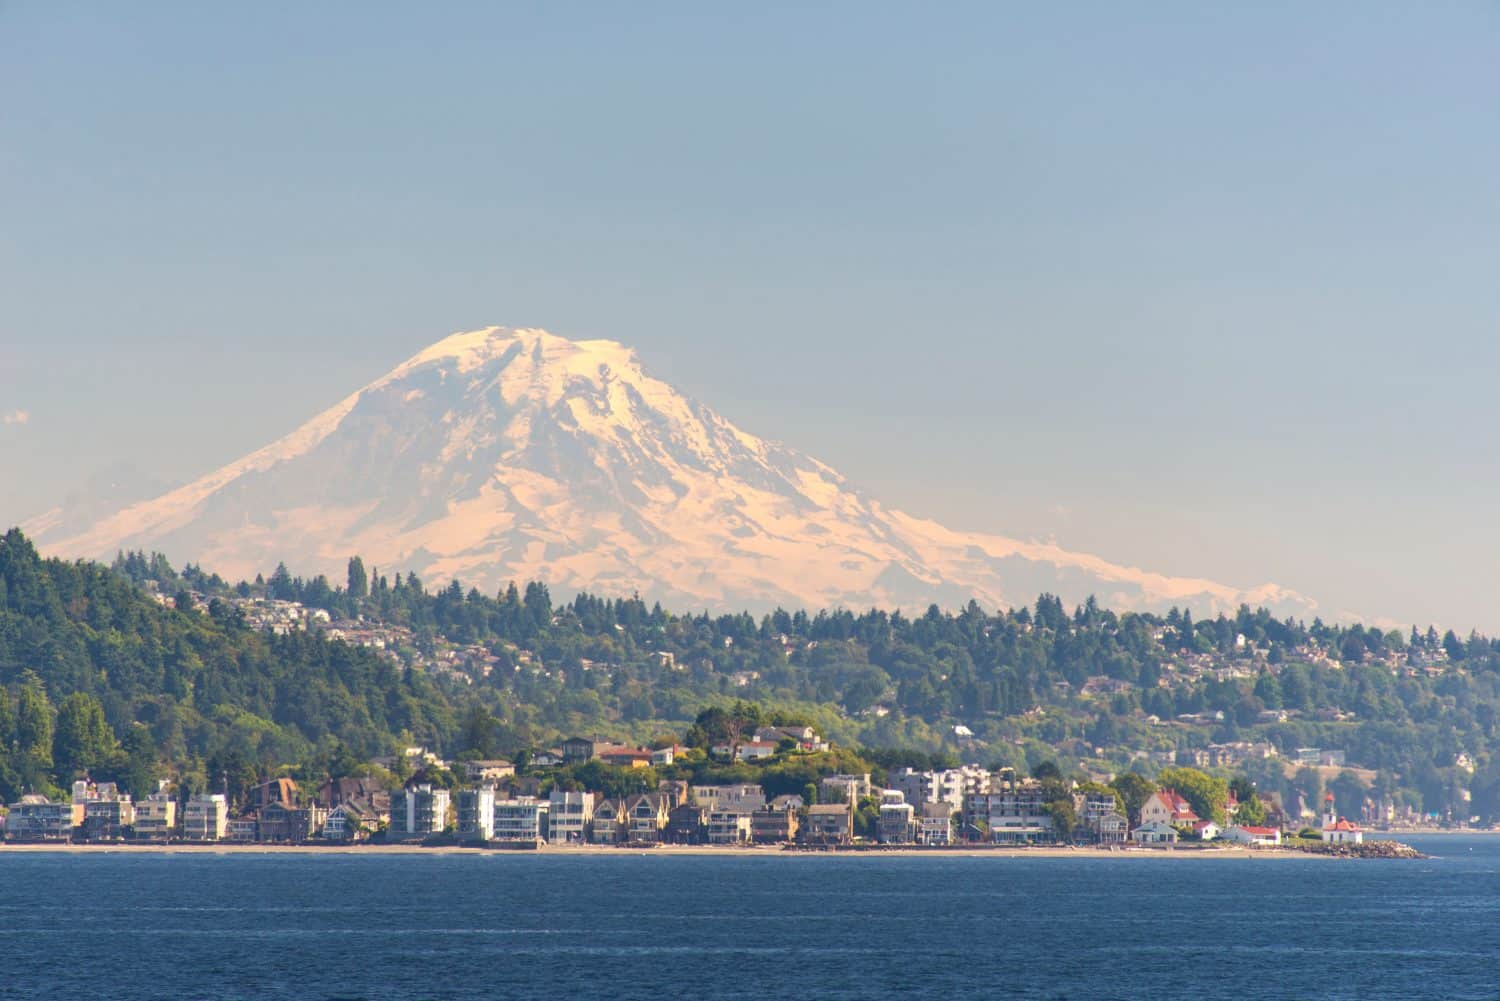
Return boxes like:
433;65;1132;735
226;816;258;842
258;802;326;843
1192;819;1221;841
1093;811;1129;846
1131;821;1178;845
877;790;917;844
706;809;753;845
1223;825;1282;847
1140;789;1200;828
917;802;955;846
547;790;595;844
802;804;853;845
323;802;378;842
624;793;670;844
750;802;800;844
667;802;709;844
591;798;627;844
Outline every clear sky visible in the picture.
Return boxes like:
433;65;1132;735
3;3;1498;630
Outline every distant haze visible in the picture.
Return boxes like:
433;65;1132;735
3;5;1498;628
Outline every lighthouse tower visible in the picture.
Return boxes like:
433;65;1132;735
1322;793;1338;829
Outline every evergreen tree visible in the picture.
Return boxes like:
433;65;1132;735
347;556;368;599
53;692;118;779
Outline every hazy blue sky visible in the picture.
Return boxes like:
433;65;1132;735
3;3;1498;629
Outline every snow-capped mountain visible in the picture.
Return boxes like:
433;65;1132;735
28;327;1315;617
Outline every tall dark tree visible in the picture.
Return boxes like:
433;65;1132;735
347;556;368;599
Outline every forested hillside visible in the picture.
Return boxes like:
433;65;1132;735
5;527;1500;823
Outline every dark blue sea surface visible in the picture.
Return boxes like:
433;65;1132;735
1;835;1496;1000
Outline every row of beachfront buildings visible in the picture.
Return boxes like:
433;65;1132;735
1;768;1365;849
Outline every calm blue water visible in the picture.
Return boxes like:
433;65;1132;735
1;835;1495;1000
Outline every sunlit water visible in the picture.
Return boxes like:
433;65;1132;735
0;834;1492;999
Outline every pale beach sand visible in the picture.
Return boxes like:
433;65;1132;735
0;842;1322;859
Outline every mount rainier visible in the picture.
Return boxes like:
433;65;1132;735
28;327;1315;618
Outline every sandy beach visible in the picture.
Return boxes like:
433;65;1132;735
0;841;1323;859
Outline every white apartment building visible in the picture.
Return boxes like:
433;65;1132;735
457;786;497;841
493;797;549;842
706;809;753;844
390;785;450;841
183;794;229;841
547;790;595;844
889;766;992;811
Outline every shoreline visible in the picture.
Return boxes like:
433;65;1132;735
0;842;1335;859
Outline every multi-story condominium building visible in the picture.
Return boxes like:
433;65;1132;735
6;795;75;841
917;802;955;845
457;786;497;841
690;784;766;813
889;766;992;811
964;780;1053;844
706;810;753;845
390;785;450;841
81;796;135;840
492;797;549;843
133;793;176;841
877;790;916;844
802;804;853;845
750;803;799;844
183;794;229;842
547;790;595;844
819;773;873;805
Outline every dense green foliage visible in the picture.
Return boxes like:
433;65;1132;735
7;529;1500;825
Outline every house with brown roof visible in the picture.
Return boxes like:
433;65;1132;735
802;804;853;845
624;793;670;843
591;798;627;844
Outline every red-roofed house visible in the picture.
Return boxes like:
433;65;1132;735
1321;794;1364;845
1140;788;1201;827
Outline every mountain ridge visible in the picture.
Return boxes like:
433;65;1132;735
27;326;1317;618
